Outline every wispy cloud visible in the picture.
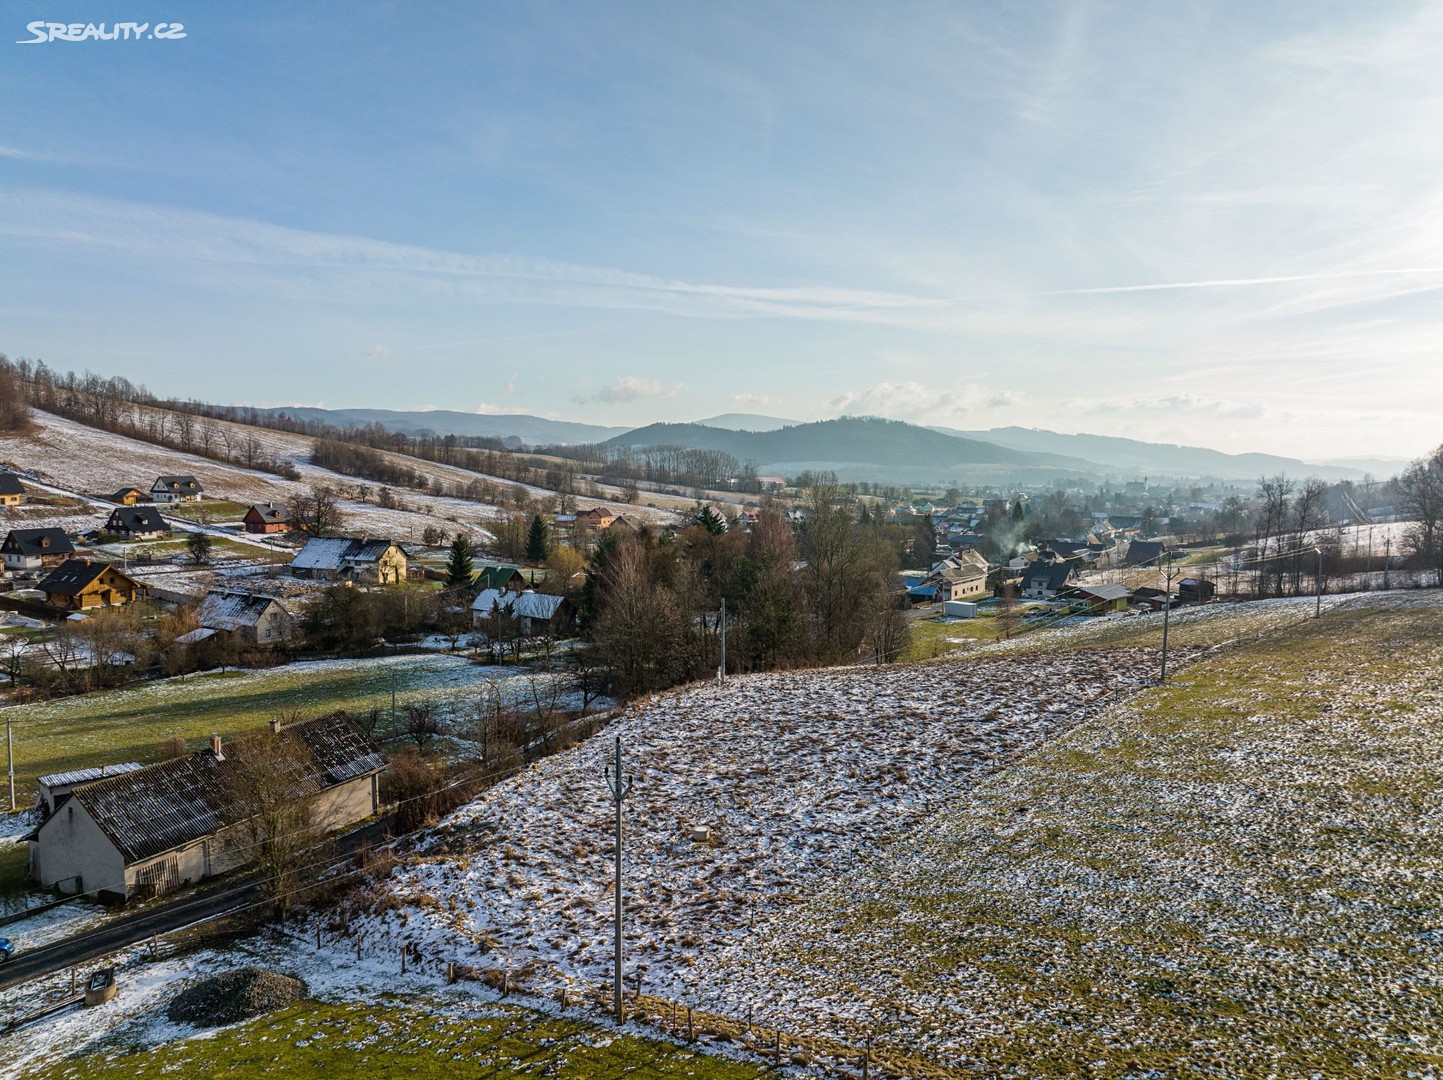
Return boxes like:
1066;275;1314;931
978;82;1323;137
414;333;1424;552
360;343;390;361
579;376;686;405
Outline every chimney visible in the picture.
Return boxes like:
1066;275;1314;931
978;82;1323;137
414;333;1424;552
210;734;224;760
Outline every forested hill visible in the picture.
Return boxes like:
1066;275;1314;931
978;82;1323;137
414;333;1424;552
604;416;1072;469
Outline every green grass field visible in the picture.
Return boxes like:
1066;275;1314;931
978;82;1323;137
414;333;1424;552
5;655;500;800
163;500;252;524
36;998;775;1080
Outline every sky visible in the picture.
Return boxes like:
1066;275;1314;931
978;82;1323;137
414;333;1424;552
1;1;1441;463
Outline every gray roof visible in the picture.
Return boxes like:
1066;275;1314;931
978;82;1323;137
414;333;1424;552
2;527;75;558
291;537;400;571
38;763;144;789
245;502;290;523
197;590;288;631
471;589;567;620
0;473;24;497
1126;540;1167;565
152;475;203;493
69;714;384;864
1072;583;1133;602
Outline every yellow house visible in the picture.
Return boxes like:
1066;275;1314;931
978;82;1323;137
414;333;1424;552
0;473;24;507
39;559;144;611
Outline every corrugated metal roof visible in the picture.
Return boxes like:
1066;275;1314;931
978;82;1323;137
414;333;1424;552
38;762;144;788
291;537;399;571
70;713;384;864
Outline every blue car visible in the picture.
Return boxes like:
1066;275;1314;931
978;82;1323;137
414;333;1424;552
0;937;12;964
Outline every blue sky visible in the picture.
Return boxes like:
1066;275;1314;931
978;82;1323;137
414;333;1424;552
2;1;1441;461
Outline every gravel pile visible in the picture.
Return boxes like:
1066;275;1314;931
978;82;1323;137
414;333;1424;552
167;967;308;1027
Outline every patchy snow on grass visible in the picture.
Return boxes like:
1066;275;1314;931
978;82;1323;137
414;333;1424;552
355;646;1180;1010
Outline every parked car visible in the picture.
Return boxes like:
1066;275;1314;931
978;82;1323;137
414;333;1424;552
0;937;13;964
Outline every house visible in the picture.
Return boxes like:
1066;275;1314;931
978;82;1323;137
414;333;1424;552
471;588;575;638
1179;577;1217;604
1125;540;1168;567
575;507;614;530
242;503;291;534
196;590;294;645
925;550;990;601
109;487;146;506
2;527;76;573
1019;559;1078;599
1067;583;1133;614
150;476;204;504
28;714;384;901
39;560;144;611
0;472;25;507
104;505;171;541
476;564;528;593
289;537;408;585
608;515;641;533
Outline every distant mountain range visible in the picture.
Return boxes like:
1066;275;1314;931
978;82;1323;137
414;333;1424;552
246;405;1385;484
254;407;628;445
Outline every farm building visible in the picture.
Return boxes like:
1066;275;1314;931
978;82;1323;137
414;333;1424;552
2;527;75;573
104;505;171;541
471;588;575;637
1179;577;1217;604
27;713;384;901
0;472;25;507
575;507;614;529
38;559;144;611
150;476;204;504
243;502;291;534
289;537;408;585
1125;540;1168;567
109;487;146;505
196;590;295;645
35;764;144;816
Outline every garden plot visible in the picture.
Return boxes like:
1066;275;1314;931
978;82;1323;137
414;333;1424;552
360;646;1178;1010
688;591;1443;1075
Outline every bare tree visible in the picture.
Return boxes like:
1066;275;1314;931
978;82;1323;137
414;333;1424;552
402;701;441;753
291;485;347;537
1394;445;1443;584
219;728;330;918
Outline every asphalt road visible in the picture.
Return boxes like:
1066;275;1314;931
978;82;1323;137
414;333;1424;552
0;816;393;993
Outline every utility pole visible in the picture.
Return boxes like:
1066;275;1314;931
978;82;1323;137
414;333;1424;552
1315;546;1323;618
717;597;726;685
6;709;14;812
604;736;634;1023
1384;535;1392;590
1160;551;1174;684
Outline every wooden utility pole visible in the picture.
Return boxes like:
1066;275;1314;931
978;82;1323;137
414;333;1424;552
604;736;634;1023
1160;551;1175;683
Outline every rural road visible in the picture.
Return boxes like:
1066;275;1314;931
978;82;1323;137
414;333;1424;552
0;817;393;993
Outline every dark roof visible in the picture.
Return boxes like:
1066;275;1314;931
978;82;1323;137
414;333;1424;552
1072;583;1133;603
245;502;290;523
153;476;203;493
0;473;24;497
106;506;170;534
2;527;75;558
39;559;137;596
1125;540;1167;566
68;714;384;864
1021;560;1076;591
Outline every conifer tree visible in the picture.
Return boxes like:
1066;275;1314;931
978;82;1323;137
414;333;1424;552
445;533;475;589
526;514;550;562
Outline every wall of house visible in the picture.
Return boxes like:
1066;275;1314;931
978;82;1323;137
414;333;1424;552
307;773;379;832
31;801;126;896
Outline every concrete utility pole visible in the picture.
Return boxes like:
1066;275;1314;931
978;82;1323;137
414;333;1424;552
1315;547;1323;618
6;709;14;812
1160;551;1175;684
604;736;634;1023
1384;535;1392;590
718;597;726;685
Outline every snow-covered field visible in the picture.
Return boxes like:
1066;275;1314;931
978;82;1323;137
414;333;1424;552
0;409;674;549
357;647;1181;1003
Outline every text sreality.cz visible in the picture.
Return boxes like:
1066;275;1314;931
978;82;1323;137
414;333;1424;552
17;21;186;43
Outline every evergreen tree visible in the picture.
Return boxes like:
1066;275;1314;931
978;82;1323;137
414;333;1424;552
526;514;550;562
445;533;475;589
